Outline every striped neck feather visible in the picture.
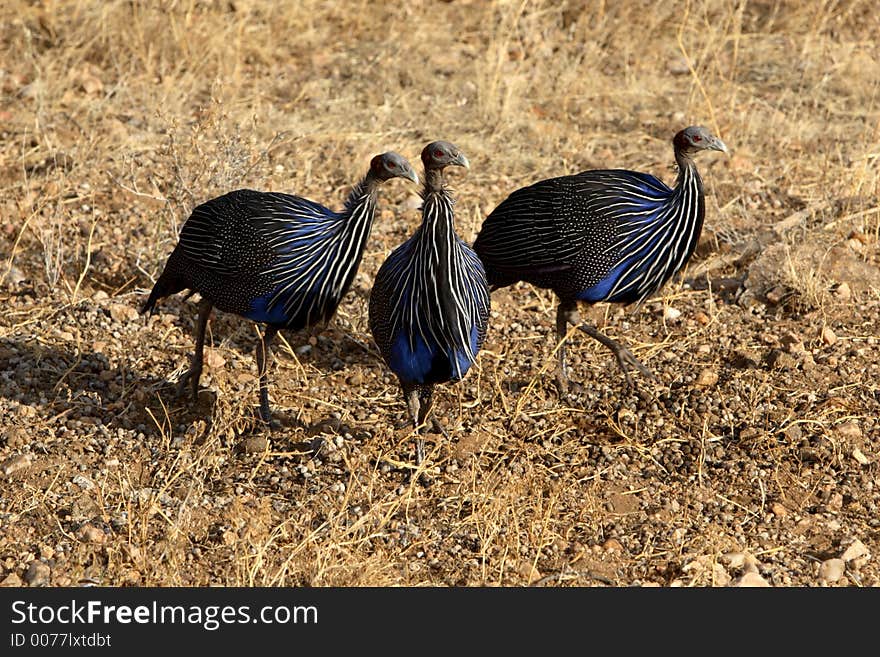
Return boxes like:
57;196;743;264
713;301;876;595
603;158;705;303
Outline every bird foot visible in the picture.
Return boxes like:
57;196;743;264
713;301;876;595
614;347;656;391
254;406;281;431
174;368;201;403
554;369;585;399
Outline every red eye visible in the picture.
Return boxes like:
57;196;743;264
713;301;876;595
434;149;444;158
692;134;702;142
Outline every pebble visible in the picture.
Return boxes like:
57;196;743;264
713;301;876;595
516;560;542;584
237;436;269;454
818;558;845;583
24;560;51;586
1;572;23;587
852;448;870;465
663;306;682;322
841;539;870;565
109;303;139;322
835;421;861;439
695;368;719;387
731;570;771;587
771;502;788;518
694;311;711;326
601;538;624;553
833;282;851;300
820;326;837;345
78;524;107;544
1;454;31;476
205;350;226;369
72;474;96;490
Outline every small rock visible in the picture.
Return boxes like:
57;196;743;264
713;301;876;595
784;424;803;441
835;422;861;439
841;539;870;565
1;454;31;476
694;311;711;326
765;286;787;305
722;552;746;569
667;56;690;75
833;282;851;300
780;332;805;354
205;350;225;369
818;558;845;583
663;306;682;322
820;326;837;345
601;538;624;553
516;560;542;584
712;563;731;587
731;570;770;587
237;436;269;454
347;372;363;386
1;572;23;587
695;368;719;387
2;428;28;449
72;474;95;490
78;524;107;544
109;303;139;323
851;447;870;465
765;349;797;370
771;502;788;518
24;560;51;586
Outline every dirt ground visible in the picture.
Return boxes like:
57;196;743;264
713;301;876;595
1;0;878;587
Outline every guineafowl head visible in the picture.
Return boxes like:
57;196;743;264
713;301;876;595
673;126;728;156
421;141;469;171
370;152;419;184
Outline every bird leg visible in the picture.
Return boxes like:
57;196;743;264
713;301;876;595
559;303;655;390
403;384;442;466
554;303;573;394
176;298;213;402
255;325;279;426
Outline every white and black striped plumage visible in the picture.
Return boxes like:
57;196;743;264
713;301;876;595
369;142;490;462
473;126;727;390
141;152;419;423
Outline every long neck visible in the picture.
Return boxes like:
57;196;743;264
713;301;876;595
327;172;381;297
671;150;705;238
418;172;457;264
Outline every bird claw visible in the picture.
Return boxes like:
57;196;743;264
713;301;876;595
614;347;654;389
174;369;200;403
554;370;585;398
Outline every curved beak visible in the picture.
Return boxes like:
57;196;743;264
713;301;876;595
453;152;470;169
403;167;420;185
710;136;729;153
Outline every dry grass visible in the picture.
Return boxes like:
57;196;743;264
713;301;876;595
1;0;879;587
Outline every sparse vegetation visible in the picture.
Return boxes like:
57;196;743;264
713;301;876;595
1;0;878;587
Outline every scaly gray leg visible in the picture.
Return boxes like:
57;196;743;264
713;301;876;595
176;298;213;402
559;303;654;389
255;325;279;425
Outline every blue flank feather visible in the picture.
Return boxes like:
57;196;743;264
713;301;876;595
389;325;480;384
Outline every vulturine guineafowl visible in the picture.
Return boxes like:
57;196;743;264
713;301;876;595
141;152;419;424
473;126;727;392
369;141;490;464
